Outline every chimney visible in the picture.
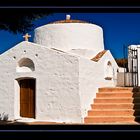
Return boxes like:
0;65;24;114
66;14;71;20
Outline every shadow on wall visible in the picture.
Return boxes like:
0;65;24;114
132;87;140;123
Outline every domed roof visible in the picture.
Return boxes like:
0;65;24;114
34;14;104;53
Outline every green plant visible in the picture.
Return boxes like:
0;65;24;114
0;112;9;121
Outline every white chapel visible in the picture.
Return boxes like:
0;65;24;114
0;15;121;124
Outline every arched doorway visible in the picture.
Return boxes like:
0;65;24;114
104;61;113;80
19;79;35;118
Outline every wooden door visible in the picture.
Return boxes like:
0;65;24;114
20;79;35;118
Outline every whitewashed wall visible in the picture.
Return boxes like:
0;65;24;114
79;50;118;122
117;72;137;87
128;45;140;86
137;47;140;86
34;23;104;54
128;45;138;72
0;41;82;123
68;49;99;59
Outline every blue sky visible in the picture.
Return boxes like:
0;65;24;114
0;13;140;58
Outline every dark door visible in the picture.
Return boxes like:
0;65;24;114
19;79;35;118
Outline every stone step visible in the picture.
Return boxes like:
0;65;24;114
88;109;140;116
96;92;140;98
91;103;140;109
84;116;140;123
84;122;138;124
98;87;133;92
94;98;140;103
84;87;140;124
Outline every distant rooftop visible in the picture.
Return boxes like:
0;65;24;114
91;50;107;62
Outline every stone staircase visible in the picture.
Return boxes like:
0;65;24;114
84;87;140;124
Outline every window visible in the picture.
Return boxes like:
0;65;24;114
104;61;113;80
16;58;35;72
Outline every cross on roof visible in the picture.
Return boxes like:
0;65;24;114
23;33;31;41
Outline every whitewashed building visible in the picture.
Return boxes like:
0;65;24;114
117;45;139;87
0;15;118;123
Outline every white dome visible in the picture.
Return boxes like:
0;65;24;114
34;21;104;53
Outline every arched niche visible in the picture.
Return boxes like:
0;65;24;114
104;60;113;80
16;58;35;72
